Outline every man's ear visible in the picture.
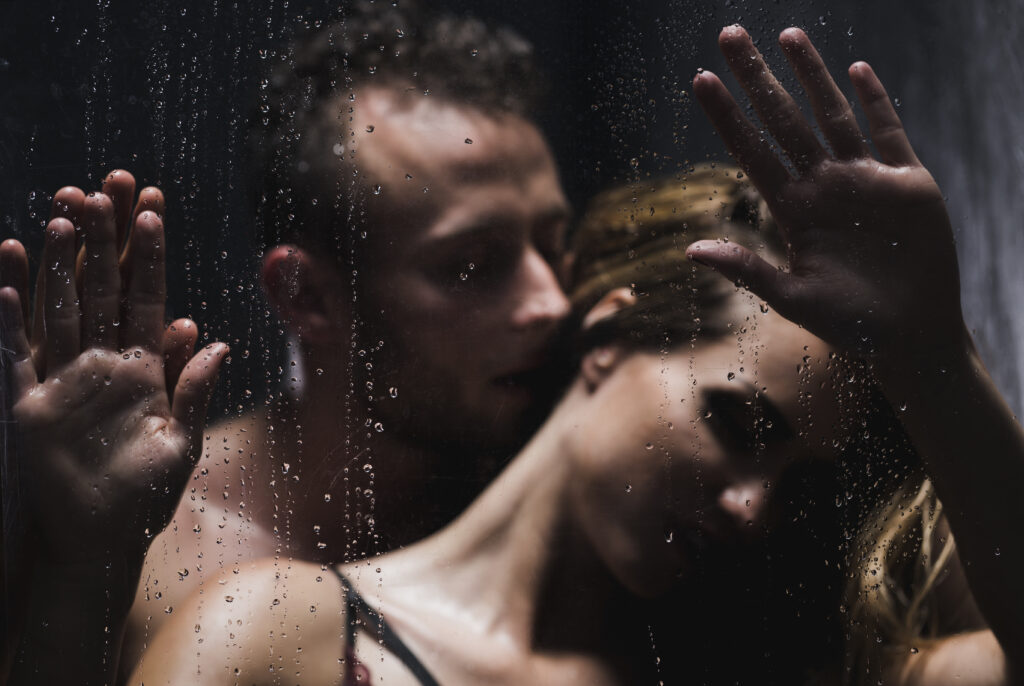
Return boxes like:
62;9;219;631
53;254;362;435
261;245;341;345
580;287;635;391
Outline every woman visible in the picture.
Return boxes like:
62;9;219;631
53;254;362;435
7;25;1022;685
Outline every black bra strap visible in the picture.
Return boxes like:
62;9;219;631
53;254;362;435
331;567;442;686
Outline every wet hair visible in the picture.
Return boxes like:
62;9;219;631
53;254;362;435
249;0;543;257
568;163;781;356
568;166;955;684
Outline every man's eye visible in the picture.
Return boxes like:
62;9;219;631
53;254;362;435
434;246;518;291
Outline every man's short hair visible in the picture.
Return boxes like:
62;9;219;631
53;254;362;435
249;0;544;257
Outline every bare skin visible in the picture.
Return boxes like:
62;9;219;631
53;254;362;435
133;26;1024;681
134;293;839;686
3;175;228;685
9;24;1024;686
688;25;1022;682
126;89;572;669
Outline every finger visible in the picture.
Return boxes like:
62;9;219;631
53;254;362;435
0;239;30;326
693;71;791;206
849;61;920;167
718;25;826;171
0;287;39;393
171;342;229;465
778;28;869;160
36;187;86;352
120;186;166;278
101;170;136;252
42;218;80;373
163;318;198;402
50;185;86;234
686;239;799;315
122;211;166;351
80;193;120;349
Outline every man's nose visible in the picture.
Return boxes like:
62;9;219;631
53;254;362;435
511;246;571;330
717;479;768;529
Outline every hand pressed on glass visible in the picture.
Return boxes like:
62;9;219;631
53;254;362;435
0;177;227;568
687;26;964;358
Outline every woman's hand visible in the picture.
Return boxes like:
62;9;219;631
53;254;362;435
0;175;227;569
687;26;966;359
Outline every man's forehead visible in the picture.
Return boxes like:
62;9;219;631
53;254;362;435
344;86;554;185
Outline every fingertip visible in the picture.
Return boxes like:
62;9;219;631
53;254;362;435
778;26;806;46
0;286;25;329
692;70;721;95
85;191;115;215
0;285;20;306
104;169;136;187
719;24;748;43
46;216;75;238
208;341;230;358
169;317;196;333
135;209;164;231
0;238;25;254
849;61;872;76
51;186;85;219
138;186;166;214
685;239;719;262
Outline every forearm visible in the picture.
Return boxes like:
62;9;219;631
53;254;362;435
7;559;139;686
876;330;1024;669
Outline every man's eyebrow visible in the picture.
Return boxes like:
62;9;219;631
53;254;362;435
417;218;517;250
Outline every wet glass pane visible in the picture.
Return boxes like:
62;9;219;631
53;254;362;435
1;1;1019;683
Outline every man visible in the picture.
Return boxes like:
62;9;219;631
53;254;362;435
123;0;572;670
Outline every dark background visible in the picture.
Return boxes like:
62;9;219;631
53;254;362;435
2;0;1022;413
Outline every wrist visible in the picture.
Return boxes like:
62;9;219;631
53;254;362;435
872;323;983;409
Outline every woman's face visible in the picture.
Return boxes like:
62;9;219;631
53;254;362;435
566;293;839;597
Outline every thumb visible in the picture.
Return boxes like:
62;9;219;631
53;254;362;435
170;342;229;464
686;240;798;312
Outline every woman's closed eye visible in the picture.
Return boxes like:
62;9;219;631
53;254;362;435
700;388;795;452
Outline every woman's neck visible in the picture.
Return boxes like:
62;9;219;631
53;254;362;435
359;381;638;656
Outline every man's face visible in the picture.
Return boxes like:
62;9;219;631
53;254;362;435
346;88;571;454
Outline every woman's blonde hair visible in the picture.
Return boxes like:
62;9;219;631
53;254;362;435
569;163;779;354
843;478;956;683
568;165;958;684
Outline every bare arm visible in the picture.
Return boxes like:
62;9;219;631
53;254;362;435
688;25;1024;681
2;174;227;685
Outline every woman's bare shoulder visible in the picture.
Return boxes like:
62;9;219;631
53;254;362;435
131;558;347;685
891;630;1006;686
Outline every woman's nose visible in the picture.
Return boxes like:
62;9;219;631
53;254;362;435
717;479;767;529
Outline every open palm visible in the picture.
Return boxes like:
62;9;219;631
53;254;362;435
688;27;963;357
1;176;226;566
